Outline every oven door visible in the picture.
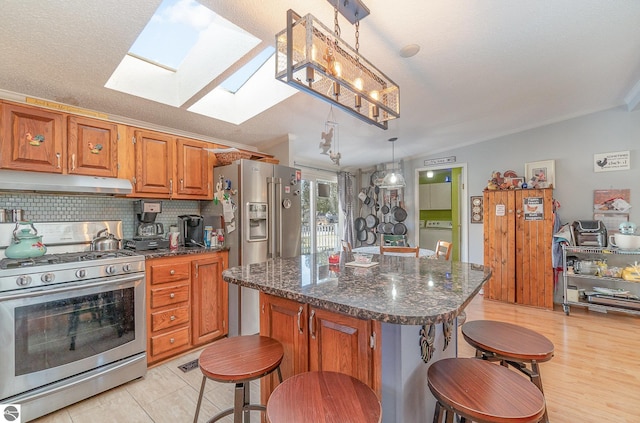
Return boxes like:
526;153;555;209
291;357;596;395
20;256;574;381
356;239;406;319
0;274;145;400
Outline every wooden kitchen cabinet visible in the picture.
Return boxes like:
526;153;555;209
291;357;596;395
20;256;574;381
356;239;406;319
129;129;212;199
419;182;452;210
483;188;554;308
174;137;211;199
0;102;65;173
191;252;228;345
67;115;118;177
132;129;174;197
259;293;380;407
146;251;228;366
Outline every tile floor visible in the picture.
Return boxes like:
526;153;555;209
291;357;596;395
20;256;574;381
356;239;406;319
32;347;261;423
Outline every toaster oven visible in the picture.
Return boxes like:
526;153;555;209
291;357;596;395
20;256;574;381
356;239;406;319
572;220;607;247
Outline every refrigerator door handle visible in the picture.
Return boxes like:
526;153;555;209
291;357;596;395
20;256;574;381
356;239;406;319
275;177;283;258
267;177;275;259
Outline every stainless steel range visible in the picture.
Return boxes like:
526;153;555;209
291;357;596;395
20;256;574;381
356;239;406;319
0;221;146;422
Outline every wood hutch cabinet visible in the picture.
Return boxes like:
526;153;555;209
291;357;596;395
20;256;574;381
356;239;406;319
483;188;555;309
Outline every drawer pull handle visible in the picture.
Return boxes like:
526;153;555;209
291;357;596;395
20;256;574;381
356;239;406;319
170;315;176;321
170;293;175;299
297;306;304;334
170;269;175;275
170;338;175;344
309;309;316;340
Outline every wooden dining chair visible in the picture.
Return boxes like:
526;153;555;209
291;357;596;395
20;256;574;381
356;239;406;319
341;240;352;252
435;240;452;260
380;244;420;257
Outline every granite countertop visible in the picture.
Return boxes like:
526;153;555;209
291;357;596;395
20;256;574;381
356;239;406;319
135;246;229;259
222;251;491;325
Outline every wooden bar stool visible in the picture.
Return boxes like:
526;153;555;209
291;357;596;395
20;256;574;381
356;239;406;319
428;358;545;423
461;320;554;422
193;335;284;423
266;371;381;423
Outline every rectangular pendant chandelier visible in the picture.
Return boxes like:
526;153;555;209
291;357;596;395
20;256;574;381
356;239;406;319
275;8;400;130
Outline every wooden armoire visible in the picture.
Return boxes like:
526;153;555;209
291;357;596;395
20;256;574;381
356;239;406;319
483;188;554;309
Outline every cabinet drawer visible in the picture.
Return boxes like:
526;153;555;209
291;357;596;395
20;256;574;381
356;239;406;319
151;305;190;332
150;283;190;308
149;262;190;284
151;326;190;356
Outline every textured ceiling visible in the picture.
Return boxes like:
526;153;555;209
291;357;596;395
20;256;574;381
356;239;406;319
1;0;639;170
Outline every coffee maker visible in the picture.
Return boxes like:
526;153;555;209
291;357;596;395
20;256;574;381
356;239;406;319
124;200;170;250
179;215;204;247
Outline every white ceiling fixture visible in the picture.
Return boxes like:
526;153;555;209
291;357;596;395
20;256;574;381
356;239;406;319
275;0;400;130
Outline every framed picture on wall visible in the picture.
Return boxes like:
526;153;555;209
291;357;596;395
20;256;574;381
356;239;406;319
525;160;555;189
470;196;483;223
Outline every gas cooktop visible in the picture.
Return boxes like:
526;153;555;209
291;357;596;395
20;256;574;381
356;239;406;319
0;250;140;270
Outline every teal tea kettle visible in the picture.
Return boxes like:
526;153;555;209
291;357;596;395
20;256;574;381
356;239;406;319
5;221;47;259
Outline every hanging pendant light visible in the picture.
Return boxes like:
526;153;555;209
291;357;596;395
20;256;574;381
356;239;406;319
379;137;406;189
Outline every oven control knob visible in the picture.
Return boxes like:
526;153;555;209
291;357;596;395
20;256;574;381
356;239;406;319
122;263;131;272
106;265;116;275
16;275;32;287
41;273;55;283
76;269;87;279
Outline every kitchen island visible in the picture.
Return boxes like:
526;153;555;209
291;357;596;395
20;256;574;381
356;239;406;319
222;251;490;423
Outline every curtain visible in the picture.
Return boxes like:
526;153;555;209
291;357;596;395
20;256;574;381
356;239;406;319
338;171;355;248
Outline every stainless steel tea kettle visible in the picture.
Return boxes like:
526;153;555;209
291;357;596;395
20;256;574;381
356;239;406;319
91;229;121;251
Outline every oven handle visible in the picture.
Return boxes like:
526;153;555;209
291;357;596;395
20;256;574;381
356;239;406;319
0;274;143;301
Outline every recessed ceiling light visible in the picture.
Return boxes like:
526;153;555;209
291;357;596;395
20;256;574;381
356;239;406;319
399;44;420;58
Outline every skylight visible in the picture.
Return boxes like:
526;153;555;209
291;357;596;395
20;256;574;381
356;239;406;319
105;0;296;124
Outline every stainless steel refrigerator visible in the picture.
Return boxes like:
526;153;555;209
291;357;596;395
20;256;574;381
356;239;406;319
212;160;301;336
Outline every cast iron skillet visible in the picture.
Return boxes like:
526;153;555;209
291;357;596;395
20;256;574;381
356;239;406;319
357;229;368;242
365;214;379;229
354;217;366;232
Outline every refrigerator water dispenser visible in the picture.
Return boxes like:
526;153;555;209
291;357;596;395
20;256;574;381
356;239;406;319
246;202;268;241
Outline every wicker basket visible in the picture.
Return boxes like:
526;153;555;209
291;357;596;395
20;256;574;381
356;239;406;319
214;150;252;165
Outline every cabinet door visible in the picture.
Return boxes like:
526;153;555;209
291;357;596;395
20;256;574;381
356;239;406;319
515;188;554;308
259;294;309;406
191;253;228;345
134;130;173;196
308;307;373;387
430;183;452;209
175;138;211;198
483;190;517;303
418;185;431;209
0;103;65;172
67;116;118;177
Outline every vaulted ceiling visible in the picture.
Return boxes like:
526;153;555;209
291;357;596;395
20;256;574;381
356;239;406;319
1;1;639;170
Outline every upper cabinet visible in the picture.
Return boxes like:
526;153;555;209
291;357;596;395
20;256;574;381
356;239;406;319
128;129;212;199
0;102;65;173
0;102;119;177
67;115;118;177
419;183;452;210
175;138;211;198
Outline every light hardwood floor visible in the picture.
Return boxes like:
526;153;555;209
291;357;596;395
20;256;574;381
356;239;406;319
34;293;640;422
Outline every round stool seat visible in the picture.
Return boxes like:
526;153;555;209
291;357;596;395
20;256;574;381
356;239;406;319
462;320;554;362
428;358;545;423
267;371;381;423
193;335;284;423
198;335;284;382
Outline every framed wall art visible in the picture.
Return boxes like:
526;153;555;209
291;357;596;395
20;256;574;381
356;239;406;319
470;196;483;223
525;159;555;189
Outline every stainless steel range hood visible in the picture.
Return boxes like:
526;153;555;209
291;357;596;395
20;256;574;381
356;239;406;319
0;170;133;195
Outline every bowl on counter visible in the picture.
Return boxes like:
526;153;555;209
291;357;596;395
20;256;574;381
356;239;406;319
609;233;640;250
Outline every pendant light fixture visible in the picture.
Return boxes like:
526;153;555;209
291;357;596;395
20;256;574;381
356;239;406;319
275;1;400;130
379;137;406;189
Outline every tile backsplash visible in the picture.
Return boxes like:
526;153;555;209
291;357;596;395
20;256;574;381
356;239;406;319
0;193;200;238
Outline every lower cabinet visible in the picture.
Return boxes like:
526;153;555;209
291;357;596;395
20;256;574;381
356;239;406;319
146;251;228;365
259;293;381;408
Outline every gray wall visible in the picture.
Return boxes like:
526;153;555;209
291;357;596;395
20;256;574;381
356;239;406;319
408;105;639;263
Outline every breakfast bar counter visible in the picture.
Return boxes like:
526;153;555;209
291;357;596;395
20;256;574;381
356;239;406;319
222;251;491;423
